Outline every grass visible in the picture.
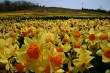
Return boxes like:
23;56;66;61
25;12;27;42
0;7;110;17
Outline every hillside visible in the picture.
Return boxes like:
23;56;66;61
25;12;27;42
0;7;110;17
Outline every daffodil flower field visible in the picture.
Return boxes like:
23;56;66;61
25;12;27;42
0;18;110;73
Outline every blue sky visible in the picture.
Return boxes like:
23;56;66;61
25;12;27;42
1;0;110;11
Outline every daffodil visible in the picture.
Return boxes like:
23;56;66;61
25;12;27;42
0;38;19;72
85;28;98;45
97;41;110;63
1;18;110;73
73;52;94;73
16;33;64;73
105;69;110;73
74;45;92;58
16;36;49;72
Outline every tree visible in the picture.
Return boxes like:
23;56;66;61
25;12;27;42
0;0;44;12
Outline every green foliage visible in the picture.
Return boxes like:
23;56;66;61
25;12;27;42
0;16;110;23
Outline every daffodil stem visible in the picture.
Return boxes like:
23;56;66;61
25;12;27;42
84;65;90;73
86;69;90;73
108;63;110;70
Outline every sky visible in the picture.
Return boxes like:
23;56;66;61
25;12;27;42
1;0;110;11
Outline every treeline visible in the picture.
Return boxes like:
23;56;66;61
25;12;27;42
82;8;110;14
0;0;44;12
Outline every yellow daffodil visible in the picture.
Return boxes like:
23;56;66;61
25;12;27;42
73;52;94;73
97;41;110;63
